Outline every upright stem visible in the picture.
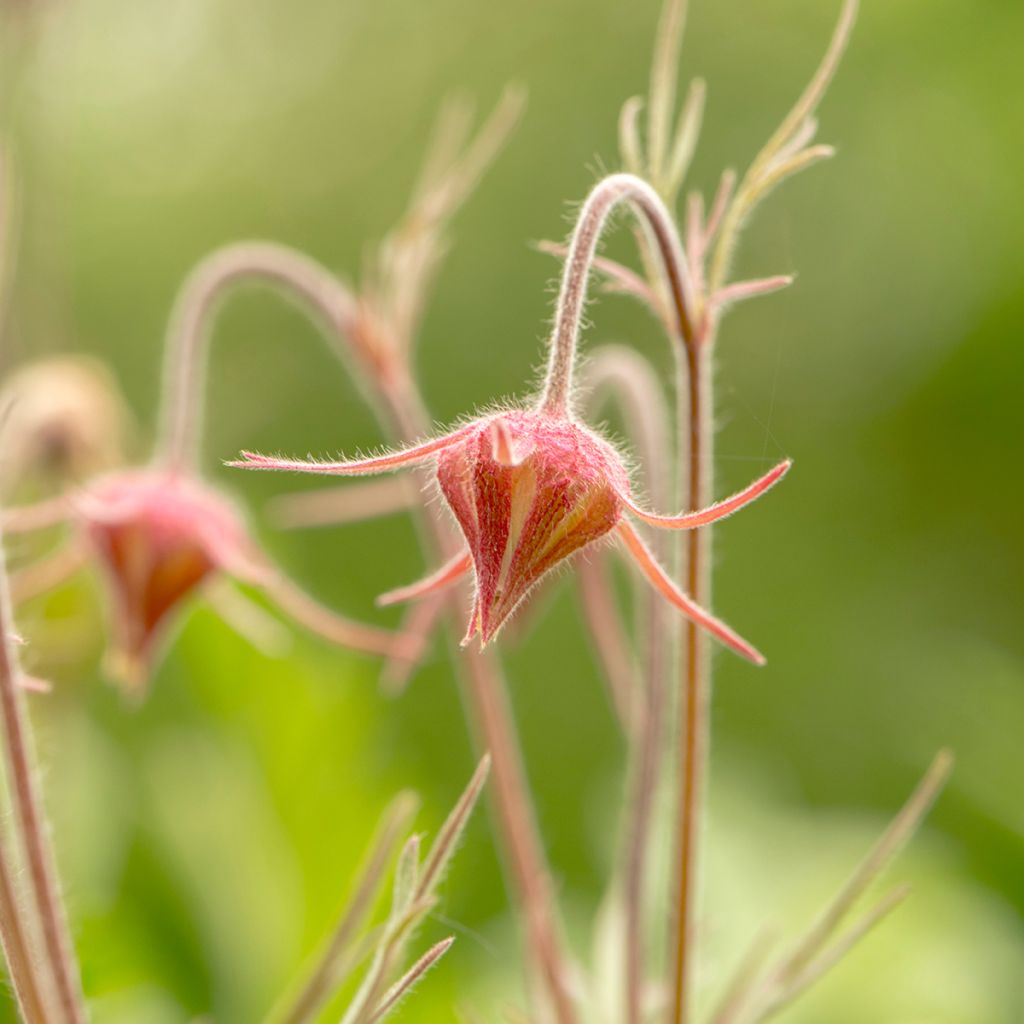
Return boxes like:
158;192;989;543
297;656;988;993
158;242;387;472
671;334;712;1024
0;830;49;1023
0;537;87;1024
542;173;706;1023
460;648;579;1024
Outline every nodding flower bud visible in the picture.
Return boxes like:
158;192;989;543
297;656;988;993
5;467;414;697
233;408;789;664
79;470;262;691
436;411;628;645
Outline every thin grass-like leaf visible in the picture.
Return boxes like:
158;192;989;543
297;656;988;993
269;792;419;1024
392;835;422;915
775;750;951;989
619;97;645;176
709;927;779;1024
369;937;455;1024
418;755;491;898
709;0;858;292
711;276;794;312
647;0;688;182
758;885;910;1021
750;0;858;179
665;77;706;198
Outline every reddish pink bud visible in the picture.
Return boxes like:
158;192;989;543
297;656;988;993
435;411;630;644
78;470;260;691
234;412;787;662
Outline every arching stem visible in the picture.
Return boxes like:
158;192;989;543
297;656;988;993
543;172;713;1023
540;174;697;417
157;242;397;472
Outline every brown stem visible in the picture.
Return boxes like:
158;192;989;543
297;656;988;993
670;336;712;1024
542;173;708;1022
460;648;579;1024
0;540;86;1023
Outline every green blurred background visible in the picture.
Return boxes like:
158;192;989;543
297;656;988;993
1;0;1022;1020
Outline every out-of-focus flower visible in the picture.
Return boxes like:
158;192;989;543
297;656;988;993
4;466;415;696
0;356;130;494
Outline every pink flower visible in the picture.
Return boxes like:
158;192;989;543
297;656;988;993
79;471;263;687
5;468;415;695
232;410;788;663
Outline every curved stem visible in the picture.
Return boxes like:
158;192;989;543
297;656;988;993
158;242;378;472
540;173;697;416
0;537;86;1024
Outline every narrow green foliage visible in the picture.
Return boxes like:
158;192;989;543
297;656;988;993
712;751;953;1024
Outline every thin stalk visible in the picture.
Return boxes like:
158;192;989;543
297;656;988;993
0;829;50;1023
165;237;578;1021
670;334;712;1024
0;145;53;1024
539;173;704;1023
157;242;393;472
270;792;418;1024
0;537;86;1023
539;174;696;417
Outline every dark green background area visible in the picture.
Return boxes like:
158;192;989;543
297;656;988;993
1;0;1022;1020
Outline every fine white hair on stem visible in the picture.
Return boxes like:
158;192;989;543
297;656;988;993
540;173;696;416
0;532;87;1023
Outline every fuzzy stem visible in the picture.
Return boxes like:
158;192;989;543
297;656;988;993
157;242;393;472
539;174;696;417
197;237;577;1019
0;830;50;1022
670;334;712;1024
543;173;705;1021
0;537;86;1023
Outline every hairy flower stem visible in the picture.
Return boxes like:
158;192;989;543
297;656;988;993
671;331;712;1024
543;173;709;1023
0;540;86;1024
540;175;695;418
162;240;577;1018
0;832;49;1022
158;242;406;472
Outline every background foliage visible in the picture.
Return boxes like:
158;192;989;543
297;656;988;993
1;0;1022;1020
